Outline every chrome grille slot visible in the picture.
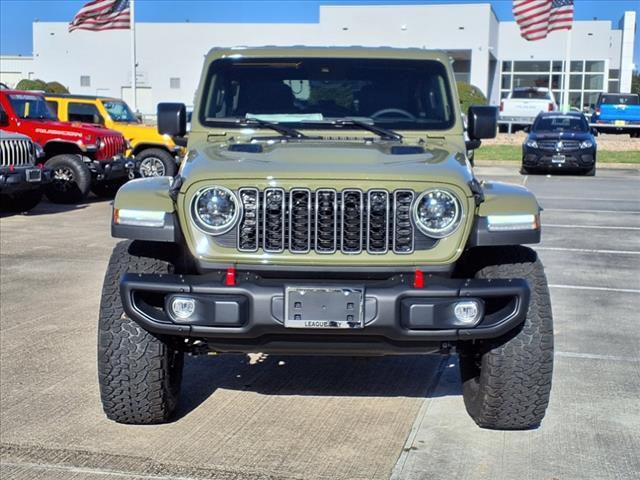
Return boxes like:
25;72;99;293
233;188;420;254
0;139;33;167
289;188;311;253
341;189;364;254
393;190;415;254
263;187;286;252
538;140;580;151
238;188;259;252
315;189;337;253
367;190;389;254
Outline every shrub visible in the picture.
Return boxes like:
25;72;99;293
457;82;488;115
14;78;69;94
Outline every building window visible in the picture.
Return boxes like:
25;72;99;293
80;75;91;87
570;61;583;72
499;59;608;111
170;77;180;89
513;61;550;72
585;61;605;72
584;74;604;90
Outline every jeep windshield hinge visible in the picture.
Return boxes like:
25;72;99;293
169;175;183;202
468;178;485;206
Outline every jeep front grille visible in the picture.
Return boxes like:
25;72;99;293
0;139;34;167
237;188;415;254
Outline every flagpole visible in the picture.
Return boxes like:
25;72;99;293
562;27;572;113
130;0;137;113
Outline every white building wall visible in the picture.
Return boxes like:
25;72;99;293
0;55;35;87
620;11;636;93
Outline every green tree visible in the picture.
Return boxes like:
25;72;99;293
457;82;488;114
632;70;640;95
15;78;69;94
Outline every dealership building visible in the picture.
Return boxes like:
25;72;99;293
0;3;636;115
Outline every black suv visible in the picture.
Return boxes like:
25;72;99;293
522;111;597;176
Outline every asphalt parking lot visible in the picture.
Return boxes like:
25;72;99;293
1;166;639;480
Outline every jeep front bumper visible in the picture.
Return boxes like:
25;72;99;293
92;156;137;180
120;274;530;355
0;165;51;194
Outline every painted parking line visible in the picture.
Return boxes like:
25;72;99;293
543;208;640;214
549;284;640;294
555;351;640;363
543;224;640;230
537;196;640;202
0;461;200;480
537;246;640;255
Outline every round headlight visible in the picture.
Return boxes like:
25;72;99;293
191;186;240;235
413;189;463;238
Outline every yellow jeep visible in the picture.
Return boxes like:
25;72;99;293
45;94;185;177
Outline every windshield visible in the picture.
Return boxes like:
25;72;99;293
8;94;57;120
512;89;550;100
103;100;138;122
599;94;639;105
533;116;589;133
200;57;455;131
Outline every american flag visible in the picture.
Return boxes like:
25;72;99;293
513;0;574;41
69;0;131;32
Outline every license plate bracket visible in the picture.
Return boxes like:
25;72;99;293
26;168;42;183
284;286;364;329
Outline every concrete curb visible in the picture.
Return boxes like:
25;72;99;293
475;159;640;169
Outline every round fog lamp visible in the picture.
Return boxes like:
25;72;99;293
454;301;480;325
171;297;196;320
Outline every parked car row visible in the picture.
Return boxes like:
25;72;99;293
0;88;187;213
498;87;640;137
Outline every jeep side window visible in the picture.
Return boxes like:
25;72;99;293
68;102;104;125
46;100;59;118
8;94;57;120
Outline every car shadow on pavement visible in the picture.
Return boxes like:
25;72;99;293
175;353;462;420
0;196;111;218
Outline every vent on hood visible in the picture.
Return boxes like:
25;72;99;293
390;145;425;155
228;144;264;153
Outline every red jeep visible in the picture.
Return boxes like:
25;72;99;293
0;89;133;203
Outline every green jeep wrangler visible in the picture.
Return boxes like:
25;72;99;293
99;47;553;430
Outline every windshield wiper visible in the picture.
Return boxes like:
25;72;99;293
332;118;403;141
240;118;309;139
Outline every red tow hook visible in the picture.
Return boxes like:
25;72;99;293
225;267;236;286
413;269;425;289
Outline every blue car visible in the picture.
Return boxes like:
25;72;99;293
522;112;597;176
591;93;640;137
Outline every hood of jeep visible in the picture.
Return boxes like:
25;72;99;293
180;141;474;188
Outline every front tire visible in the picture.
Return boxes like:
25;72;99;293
458;246;554;430
98;240;184;424
44;154;91;203
137;148;177;177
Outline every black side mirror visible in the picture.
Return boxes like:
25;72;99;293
591;127;599;136
0;109;8;126
467;105;498;140
158;103;186;137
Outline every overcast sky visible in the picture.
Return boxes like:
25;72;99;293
1;0;638;66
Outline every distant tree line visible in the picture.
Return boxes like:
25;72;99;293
15;78;69;94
